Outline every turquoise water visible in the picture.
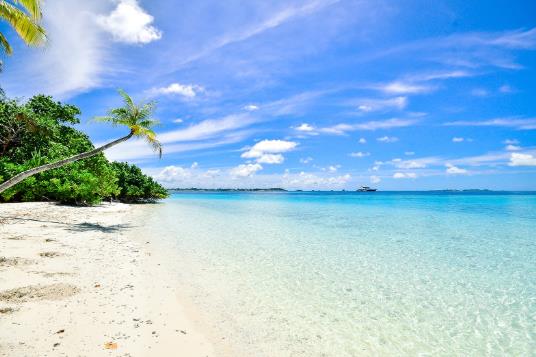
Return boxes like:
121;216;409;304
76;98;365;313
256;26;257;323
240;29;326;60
137;192;536;356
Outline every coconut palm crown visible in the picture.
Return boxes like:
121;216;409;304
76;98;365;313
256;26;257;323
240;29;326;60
95;89;162;158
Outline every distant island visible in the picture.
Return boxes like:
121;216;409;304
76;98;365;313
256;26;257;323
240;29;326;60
168;188;288;192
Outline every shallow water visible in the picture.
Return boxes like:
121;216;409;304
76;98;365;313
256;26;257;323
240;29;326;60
136;192;536;356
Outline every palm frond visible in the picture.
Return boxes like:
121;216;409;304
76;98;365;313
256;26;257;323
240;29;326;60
92;115;123;127
94;89;163;158
0;1;46;47
117;88;136;113
146;137;162;158
9;0;42;20
0;31;12;55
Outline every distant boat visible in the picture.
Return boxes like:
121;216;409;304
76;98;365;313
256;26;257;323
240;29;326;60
357;186;377;192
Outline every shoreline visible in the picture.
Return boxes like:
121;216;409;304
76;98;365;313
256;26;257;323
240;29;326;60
0;202;214;356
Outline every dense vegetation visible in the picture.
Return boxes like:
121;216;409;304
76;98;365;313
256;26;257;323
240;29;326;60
0;95;168;205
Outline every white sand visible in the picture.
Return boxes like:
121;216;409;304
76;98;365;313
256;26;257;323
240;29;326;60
0;202;214;356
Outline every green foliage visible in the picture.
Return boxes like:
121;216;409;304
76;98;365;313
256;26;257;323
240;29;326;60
0;95;167;205
111;162;168;203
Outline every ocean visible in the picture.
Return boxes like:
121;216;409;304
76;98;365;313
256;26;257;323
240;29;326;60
135;192;536;356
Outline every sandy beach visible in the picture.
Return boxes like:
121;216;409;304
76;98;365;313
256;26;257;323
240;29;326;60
0;202;214;357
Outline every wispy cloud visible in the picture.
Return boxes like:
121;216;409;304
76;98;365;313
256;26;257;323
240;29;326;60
393;172;417;179
364;27;536;70
349;152;370;158
377;136;399;143
103;113;258;161
3;0;110;98
372;81;434;95
320;118;418;135
167;0;341;68
370;70;474;95
444;117;536;130
354;96;408;112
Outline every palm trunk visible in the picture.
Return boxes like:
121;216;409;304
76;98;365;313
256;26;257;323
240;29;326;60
0;131;133;194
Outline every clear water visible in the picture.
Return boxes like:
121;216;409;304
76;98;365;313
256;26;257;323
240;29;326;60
135;192;536;356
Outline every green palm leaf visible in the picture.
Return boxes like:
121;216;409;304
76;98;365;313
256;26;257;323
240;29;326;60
0;0;45;55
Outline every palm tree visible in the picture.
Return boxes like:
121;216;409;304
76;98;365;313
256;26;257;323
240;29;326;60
0;90;162;194
0;0;46;55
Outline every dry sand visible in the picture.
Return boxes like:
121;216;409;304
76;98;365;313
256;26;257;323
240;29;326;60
0;202;214;356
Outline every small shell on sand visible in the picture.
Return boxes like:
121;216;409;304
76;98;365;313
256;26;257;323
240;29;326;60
0;283;80;303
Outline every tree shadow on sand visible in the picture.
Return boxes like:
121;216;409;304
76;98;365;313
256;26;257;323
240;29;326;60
66;222;132;233
0;215;132;234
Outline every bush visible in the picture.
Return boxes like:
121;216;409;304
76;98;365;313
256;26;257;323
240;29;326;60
111;162;168;203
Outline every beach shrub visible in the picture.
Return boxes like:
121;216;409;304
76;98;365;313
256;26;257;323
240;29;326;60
111;162;168;203
0;95;167;205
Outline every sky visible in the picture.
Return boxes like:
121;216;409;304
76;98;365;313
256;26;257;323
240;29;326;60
1;0;536;190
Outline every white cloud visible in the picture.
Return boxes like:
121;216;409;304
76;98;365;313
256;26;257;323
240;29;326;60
327;165;339;173
244;104;259;111
505;144;522;151
295;123;315;132
284;172;351;188
396;160;426;169
350;152;370;158
256;154;285;164
103;113;257;161
445;163;468;174
230;163;263;177
321;118;417;135
190;162;199;169
499;84;514;93
509;153;536;167
149;83;204;98
156;165;192;182
173;118;184;123
407;70;473;82
405;151;415;156
358;138;367;144
97;0;162;44
370;175;381;184
393;172;417;179
376;81;433;94
452;137;465;142
203;169;221;178
471;88;489;97
503;139;519;145
377;136;399;143
356;96;407;112
300;157;313;164
444;118;536;130
241;139;298;160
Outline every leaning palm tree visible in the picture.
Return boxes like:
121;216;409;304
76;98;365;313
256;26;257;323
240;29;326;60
0;89;162;194
0;0;46;55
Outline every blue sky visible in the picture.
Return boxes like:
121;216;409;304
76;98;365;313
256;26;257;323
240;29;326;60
2;0;536;190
